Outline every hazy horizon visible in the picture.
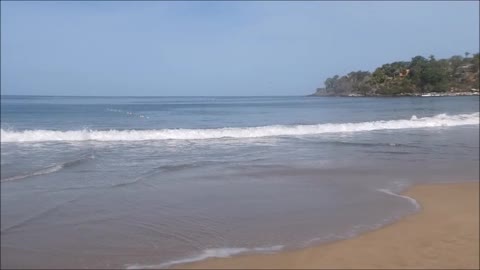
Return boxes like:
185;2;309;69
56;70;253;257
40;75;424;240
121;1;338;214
2;1;479;96
1;94;307;97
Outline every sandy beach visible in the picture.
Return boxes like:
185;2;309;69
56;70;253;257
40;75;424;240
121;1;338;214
178;182;479;269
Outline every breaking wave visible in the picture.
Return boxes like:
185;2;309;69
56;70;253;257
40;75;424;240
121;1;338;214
1;112;478;143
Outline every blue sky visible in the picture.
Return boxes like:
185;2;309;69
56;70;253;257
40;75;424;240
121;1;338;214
1;1;479;96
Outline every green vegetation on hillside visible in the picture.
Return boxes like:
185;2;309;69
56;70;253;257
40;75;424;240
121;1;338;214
313;53;480;96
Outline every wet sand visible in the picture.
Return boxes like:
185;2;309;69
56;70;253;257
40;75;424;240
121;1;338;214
179;182;479;269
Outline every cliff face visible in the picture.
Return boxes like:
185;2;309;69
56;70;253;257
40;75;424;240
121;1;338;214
311;53;480;96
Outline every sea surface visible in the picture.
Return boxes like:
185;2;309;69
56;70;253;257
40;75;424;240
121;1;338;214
1;95;479;269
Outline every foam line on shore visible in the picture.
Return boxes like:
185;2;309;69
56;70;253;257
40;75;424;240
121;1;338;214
376;188;421;210
125;245;284;269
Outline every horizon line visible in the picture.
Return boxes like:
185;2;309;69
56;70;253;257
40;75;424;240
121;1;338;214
0;94;308;98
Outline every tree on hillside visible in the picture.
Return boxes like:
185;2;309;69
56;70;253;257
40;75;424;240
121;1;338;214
324;75;339;89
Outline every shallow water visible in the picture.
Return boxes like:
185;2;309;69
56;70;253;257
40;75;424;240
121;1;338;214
1;96;479;269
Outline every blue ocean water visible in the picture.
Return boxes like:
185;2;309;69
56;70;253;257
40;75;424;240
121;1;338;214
1;95;479;269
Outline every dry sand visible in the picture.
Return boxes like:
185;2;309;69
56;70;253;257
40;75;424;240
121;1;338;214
178;182;479;269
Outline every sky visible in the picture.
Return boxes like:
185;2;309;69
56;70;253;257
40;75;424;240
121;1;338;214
1;1;479;96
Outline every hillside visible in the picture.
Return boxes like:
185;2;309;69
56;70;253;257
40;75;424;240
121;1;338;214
311;53;480;96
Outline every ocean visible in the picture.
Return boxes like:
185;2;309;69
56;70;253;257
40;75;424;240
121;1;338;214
1;95;479;269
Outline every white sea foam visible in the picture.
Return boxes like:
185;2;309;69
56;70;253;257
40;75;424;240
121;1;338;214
376;188;420;210
125;245;284;269
1;112;478;143
106;108;149;119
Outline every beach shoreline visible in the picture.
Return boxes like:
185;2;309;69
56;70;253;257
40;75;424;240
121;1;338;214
176;181;480;269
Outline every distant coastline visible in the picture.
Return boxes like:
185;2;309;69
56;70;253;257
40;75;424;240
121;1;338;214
310;52;479;97
308;90;480;97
